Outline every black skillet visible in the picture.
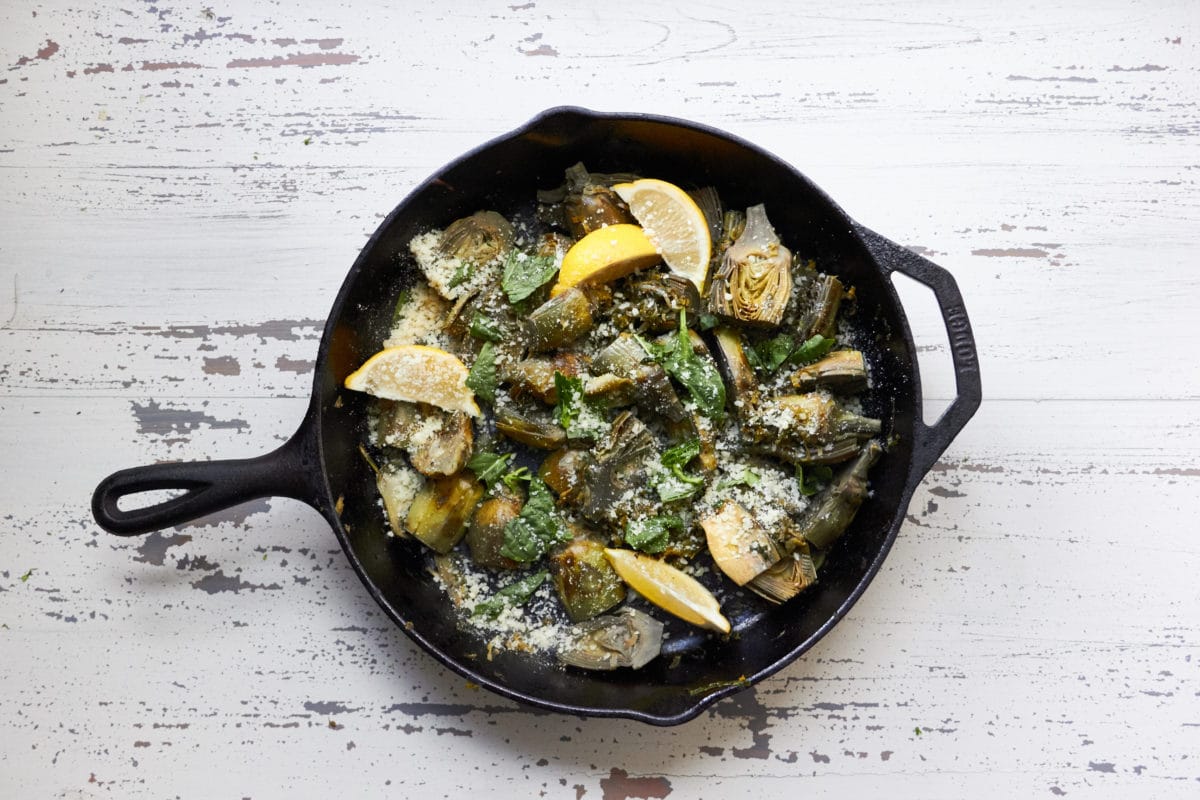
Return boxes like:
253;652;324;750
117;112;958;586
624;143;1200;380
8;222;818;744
92;107;981;725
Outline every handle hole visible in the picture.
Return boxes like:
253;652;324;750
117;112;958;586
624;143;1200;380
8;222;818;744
890;272;955;425
115;488;191;512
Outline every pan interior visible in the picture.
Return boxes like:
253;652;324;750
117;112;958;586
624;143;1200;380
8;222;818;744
314;111;918;722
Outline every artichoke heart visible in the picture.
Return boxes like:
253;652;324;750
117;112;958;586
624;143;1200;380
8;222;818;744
700;500;782;586
465;496;524;570
404;472;485;554
438;210;514;265
747;546;819;604
549;534;627;622
792;440;882;551
558;607;664;671
708;204;792;328
380;401;474;477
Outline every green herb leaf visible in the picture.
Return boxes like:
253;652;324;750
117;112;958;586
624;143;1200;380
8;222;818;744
553;372;607;441
623;515;684;554
390;288;412;327
797;464;834;496
746;333;796;373
788;334;836;366
468;313;504;343
501;251;558;304
465;343;497;405
19;568;34;583
472;570;549;619
636;311;727;420
650;438;705;502
500;477;570;563
467;449;512;490
717;468;760;490
501;466;531;493
447;260;473;289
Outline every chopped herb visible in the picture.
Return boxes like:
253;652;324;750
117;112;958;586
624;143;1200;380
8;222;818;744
696;312;720;331
19;568;33;583
472;570;549;619
500;477;570;563
390;288;412;326
717;467;760;490
467;449;512;490
636;311;727;420
468;313;503;343
501;251;558;304
789;334;836;366
303;136;312;145
501;466;531;493
553;372;606;441
624;515;684;554
914;726;922;736
797;464;833;496
447;260;473;289
465;343;497;404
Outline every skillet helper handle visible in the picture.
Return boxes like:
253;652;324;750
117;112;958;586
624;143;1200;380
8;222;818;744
92;426;319;537
855;225;982;478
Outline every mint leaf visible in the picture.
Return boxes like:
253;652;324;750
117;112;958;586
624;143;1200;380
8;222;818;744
717;467;760;490
468;313;503;343
472;570;549;619
447;260;473;289
500;477;570;563
636;311;726;420
465;343;497;405
746;333;795;373
467;450;512;490
553;372;606;441
797;464;833;496
501;251;558;304
788;334;836;366
624;515;684;554
501;466;531;493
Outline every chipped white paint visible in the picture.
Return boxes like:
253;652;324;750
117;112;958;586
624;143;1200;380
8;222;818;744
1;1;1198;798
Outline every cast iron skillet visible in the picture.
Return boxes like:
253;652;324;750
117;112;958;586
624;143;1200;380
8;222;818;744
92;107;981;725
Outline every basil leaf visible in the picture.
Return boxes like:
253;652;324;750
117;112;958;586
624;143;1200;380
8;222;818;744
553;372;606;441
788;334;836;366
661;438;701;471
472;570;549;619
624;515;684;554
465;343;497;405
501;251;558;304
467;450;512;490
636;312;727;420
468;313;503;343
797;464;833;496
500;477;570;563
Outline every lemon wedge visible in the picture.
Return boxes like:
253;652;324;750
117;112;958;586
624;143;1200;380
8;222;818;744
604;548;731;634
549;223;661;297
612;179;712;293
343;345;481;417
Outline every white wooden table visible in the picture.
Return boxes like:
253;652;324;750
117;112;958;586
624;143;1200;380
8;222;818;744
2;1;1197;797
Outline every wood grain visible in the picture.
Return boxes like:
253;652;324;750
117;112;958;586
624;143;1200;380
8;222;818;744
2;1;1197;797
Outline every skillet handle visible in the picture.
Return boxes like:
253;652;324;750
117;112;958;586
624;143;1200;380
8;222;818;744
854;225;982;478
92;413;324;536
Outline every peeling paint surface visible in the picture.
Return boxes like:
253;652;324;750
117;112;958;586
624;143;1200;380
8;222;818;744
1;1;1199;798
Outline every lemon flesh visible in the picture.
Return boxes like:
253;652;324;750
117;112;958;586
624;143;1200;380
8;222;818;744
343;344;481;417
604;548;731;634
612;179;713;293
550;224;661;297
